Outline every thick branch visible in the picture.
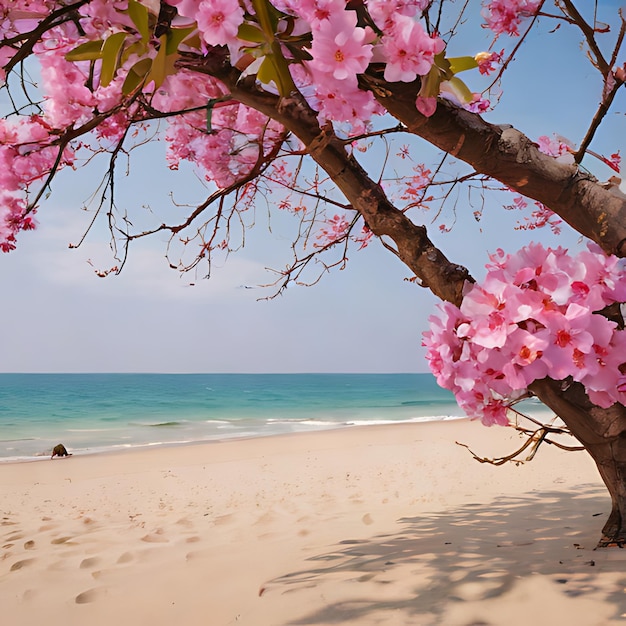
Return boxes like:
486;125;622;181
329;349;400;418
179;52;471;304
365;75;626;258
530;378;626;445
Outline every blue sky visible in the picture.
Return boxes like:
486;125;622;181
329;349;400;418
0;2;624;373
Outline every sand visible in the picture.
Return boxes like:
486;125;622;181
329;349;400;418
1;419;625;626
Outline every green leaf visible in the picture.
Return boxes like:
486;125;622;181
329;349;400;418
121;57;152;95
128;0;151;43
444;76;474;104
100;31;128;87
250;0;280;36
121;40;148;65
256;55;277;86
237;23;266;44
418;65;443;99
447;56;479;75
146;35;167;88
433;52;452;80
165;26;196;55
65;40;104;62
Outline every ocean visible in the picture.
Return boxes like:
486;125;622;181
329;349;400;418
0;373;465;462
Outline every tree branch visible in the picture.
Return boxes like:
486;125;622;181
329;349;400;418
363;73;626;257
179;51;473;304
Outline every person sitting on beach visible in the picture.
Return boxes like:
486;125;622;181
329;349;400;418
51;443;72;459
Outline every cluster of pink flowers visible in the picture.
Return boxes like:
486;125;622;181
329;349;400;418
400;163;432;202
536;134;573;159
475;50;503;75
423;243;626;426
314;213;350;247
505;193;562;234
481;0;541;36
0;0;56;41
154;69;285;187
0;0;594;255
0;115;75;250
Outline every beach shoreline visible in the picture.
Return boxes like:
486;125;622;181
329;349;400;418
0;415;469;465
2;420;624;626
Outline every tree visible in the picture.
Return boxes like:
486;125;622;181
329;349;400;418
1;0;625;545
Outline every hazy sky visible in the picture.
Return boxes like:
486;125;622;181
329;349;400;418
1;3;624;373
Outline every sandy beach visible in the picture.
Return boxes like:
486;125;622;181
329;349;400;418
1;419;625;625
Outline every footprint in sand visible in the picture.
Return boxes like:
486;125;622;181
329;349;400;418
141;531;169;543
117;552;133;564
80;557;101;569
22;589;37;601
213;513;234;526
51;536;73;545
10;558;36;571
75;588;105;604
24;540;35;550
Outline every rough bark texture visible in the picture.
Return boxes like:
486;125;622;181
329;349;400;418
364;74;626;259
531;379;626;546
180;51;626;545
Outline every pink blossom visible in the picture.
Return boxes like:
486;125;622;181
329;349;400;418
401;164;432;201
515;201;562;235
196;0;244;47
278;0;346;28
480;399;511;427
315;213;350;247
35;32;95;128
0;45;14;84
482;0;541;36
424;242;626;425
168;0;244;46
536;134;572;158
416;96;437;117
466;94;491;113
382;16;444;83
474;50;503;75
308;10;374;83
367;0;430;30
77;0;133;38
0;193;32;252
311;77;380;134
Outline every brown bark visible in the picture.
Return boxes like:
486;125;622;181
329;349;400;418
364;74;626;258
531;379;626;546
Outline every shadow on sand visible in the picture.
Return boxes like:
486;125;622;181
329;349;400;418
267;484;626;625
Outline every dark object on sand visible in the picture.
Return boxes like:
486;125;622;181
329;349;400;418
51;443;71;459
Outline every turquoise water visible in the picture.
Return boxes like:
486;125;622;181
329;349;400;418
0;373;464;461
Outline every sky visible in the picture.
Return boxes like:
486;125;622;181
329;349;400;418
0;2;624;373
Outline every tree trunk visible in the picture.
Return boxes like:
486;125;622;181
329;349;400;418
531;379;626;547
